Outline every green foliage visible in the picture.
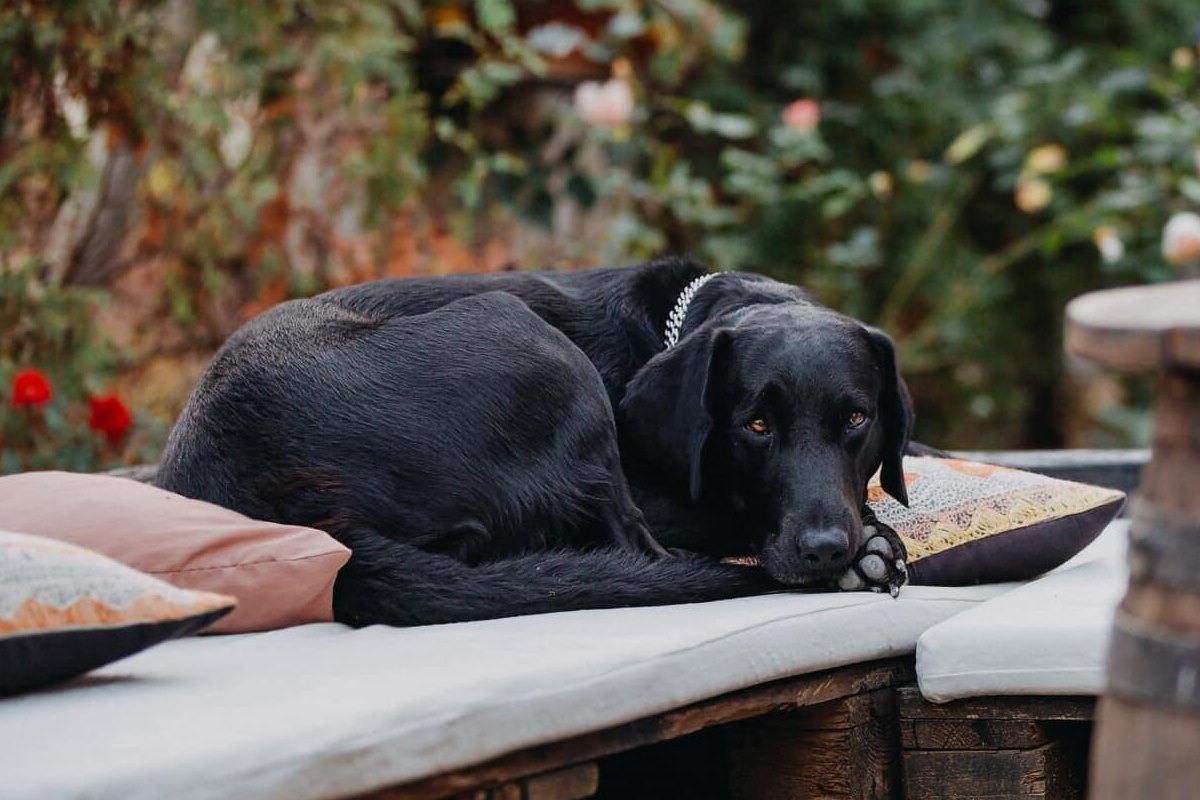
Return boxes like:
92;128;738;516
3;0;1198;474
513;0;1199;448
1;1;431;471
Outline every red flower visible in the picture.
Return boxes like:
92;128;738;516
11;369;53;408
87;394;133;445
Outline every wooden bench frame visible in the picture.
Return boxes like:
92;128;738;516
355;658;1096;800
897;690;1094;800
350;450;1137;800
358;658;914;800
106;450;1138;799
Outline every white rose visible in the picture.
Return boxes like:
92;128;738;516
573;79;635;128
1092;228;1124;264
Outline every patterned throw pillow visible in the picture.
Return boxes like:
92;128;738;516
0;530;235;696
869;457;1126;585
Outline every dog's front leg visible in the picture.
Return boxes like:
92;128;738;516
601;479;672;557
603;503;670;557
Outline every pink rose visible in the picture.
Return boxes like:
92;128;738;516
782;98;820;132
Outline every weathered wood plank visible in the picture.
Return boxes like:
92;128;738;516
655;659;911;741
896;687;1094;722
355;659;912;800
727;688;899;800
522;763;598;800
441;763;598;800
757;689;877;732
899;718;1049;750
903;744;1078;800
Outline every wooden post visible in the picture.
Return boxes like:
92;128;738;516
1065;280;1200;800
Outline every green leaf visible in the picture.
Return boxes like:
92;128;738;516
526;22;588;57
476;0;515;34
944;124;993;165
829;227;882;269
1181;178;1200;205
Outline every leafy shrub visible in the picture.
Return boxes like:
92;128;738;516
2;0;1197;473
542;0;1198;448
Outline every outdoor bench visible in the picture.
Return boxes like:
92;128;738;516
0;451;1140;800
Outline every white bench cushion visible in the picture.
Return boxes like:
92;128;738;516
1;585;1006;800
916;520;1129;702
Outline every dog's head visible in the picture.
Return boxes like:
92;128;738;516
619;303;912;584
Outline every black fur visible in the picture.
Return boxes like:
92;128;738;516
157;257;912;625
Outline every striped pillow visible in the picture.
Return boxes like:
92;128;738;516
0;530;234;696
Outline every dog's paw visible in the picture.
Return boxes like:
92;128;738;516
835;516;908;597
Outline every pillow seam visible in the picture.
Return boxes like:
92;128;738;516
138;550;348;574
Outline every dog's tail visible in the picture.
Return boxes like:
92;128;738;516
332;528;780;627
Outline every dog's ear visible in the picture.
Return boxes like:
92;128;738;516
865;326;913;507
619;328;730;502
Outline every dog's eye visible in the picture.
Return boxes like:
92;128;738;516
847;411;868;429
745;419;770;435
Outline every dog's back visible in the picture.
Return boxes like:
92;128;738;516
160;292;620;547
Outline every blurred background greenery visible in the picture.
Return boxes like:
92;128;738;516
3;0;1199;473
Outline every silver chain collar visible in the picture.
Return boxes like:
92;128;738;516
662;273;719;349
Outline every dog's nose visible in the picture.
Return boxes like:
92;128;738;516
797;528;851;570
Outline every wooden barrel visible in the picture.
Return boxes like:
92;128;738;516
1065;280;1200;799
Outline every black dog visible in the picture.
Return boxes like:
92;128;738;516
157;257;912;625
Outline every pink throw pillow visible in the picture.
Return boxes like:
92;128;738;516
0;472;350;633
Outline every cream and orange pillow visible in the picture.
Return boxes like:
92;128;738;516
727;456;1124;585
868;456;1125;585
0;530;234;696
